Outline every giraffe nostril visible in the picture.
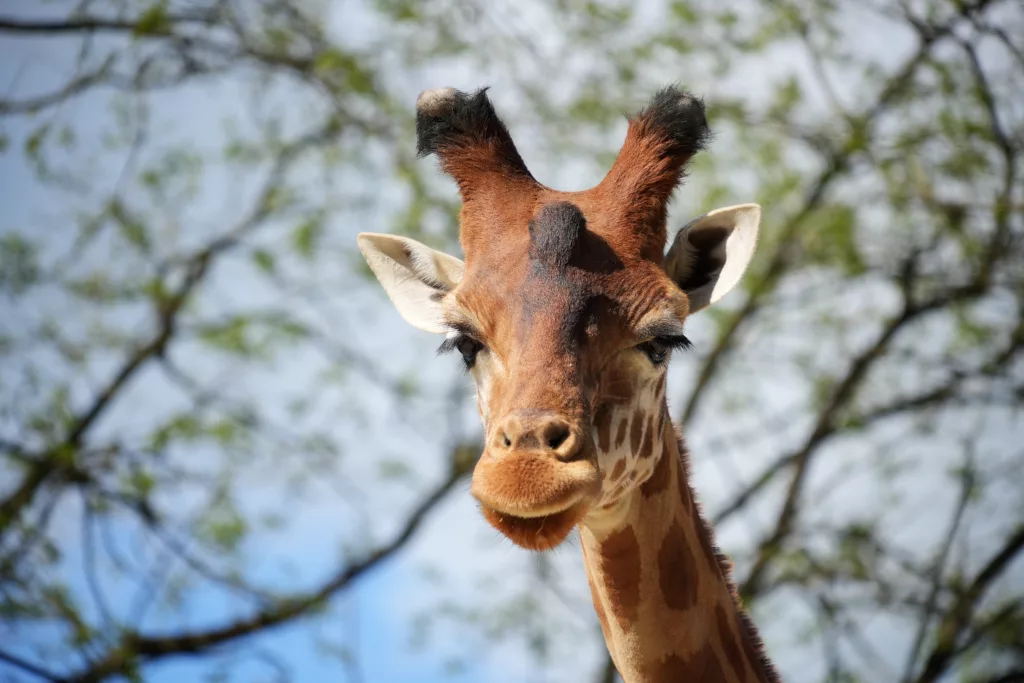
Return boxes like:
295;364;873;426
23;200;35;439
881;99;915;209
544;423;571;451
502;432;512;448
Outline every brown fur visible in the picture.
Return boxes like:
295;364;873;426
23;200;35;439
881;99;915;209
639;435;672;497
657;520;700;610
615;417;630;448
611;458;626;483
630;408;645;453
598;525;642;630
595;403;613;452
677;434;781;682
410;86;778;682
588;570;613;642
585;432;780;682
718;603;748;681
639;418;656;459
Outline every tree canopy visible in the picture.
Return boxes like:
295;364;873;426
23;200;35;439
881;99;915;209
1;0;1022;681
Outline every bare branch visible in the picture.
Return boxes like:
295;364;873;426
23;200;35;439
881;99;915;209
981;669;1024;683
0;648;61;682
678;11;968;426
741;279;991;598
901;447;976;682
60;462;468;682
912;525;1024;683
0;115;340;539
0;13;217;36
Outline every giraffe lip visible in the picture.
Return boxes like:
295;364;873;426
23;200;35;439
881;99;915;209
469;449;600;550
478;500;588;551
480;494;586;519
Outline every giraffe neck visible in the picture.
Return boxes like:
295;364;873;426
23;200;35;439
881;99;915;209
579;408;778;683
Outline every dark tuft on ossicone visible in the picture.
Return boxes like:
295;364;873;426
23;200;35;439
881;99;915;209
415;87;532;181
631;85;712;160
529;202;586;271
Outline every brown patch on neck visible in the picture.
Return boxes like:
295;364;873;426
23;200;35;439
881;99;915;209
598;525;642;630
676;435;783;683
639;442;672;497
594;403;613;452
645;642;727;683
610;458;626;483
657;520;699;611
584;434;781;683
716;603;747;681
615;417;629;448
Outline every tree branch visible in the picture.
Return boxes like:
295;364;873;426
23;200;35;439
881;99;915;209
740;279;991;599
0;647;61;682
0;13;216;36
0;113;341;539
59;463;467;682
912;525;1024;683
900;448;976;682
981;669;1024;683
678;9;965;426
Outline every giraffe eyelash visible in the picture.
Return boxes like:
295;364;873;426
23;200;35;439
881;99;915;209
437;325;478;355
438;331;484;370
654;334;693;351
436;335;461;356
636;334;692;365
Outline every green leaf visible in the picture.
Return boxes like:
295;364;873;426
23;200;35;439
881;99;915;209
126;470;156;497
134;2;171;36
670;1;699;23
109;200;151;254
57;126;76;148
313;49;377;94
198;317;253;355
801;204;865;275
0;233;40;294
25;124;50;159
381;0;421;21
66;273;121;302
293;216;325;259
209;419;240;445
767;76;802;120
252;248;276;274
379;459;415;481
201;511;247;552
149;414;202;451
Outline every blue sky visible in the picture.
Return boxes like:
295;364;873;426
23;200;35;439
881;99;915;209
0;4;897;681
0;6;538;680
3;2;1023;682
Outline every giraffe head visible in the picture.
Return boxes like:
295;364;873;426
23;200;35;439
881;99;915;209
359;87;760;551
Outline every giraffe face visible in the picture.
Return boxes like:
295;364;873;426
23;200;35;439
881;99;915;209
442;201;693;549
358;87;761;551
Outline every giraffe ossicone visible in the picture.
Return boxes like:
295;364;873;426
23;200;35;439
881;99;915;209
359;86;779;682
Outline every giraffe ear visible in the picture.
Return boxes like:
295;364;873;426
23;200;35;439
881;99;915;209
357;233;464;334
664;203;761;313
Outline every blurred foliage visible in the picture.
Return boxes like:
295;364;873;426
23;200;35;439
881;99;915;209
0;0;1022;682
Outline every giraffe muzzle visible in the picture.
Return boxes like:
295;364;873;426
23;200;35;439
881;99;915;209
470;412;600;550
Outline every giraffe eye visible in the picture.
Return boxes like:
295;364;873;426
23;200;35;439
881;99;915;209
638;339;669;364
636;335;692;365
456;337;482;366
438;333;484;369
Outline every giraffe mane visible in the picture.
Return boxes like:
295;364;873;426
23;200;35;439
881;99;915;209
675;428;781;682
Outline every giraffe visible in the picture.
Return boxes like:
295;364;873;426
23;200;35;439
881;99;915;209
358;86;779;682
